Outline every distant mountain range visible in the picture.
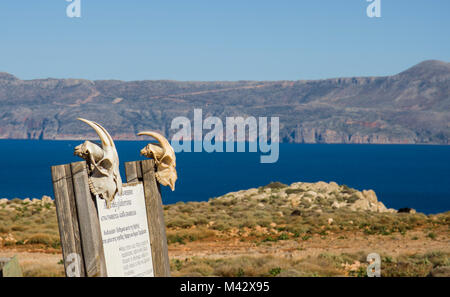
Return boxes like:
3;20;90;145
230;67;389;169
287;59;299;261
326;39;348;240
0;60;449;144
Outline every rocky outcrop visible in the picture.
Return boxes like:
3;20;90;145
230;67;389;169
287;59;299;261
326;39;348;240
0;196;53;211
217;181;396;213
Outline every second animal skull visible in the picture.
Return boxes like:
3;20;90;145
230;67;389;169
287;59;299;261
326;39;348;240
138;131;177;191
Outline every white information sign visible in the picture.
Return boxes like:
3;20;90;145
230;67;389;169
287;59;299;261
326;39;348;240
96;183;154;277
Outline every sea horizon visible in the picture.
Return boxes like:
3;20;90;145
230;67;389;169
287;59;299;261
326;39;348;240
0;139;449;214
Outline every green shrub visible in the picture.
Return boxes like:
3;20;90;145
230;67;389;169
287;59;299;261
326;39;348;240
269;267;281;276
262;236;278;242
263;182;288;189
285;188;306;195
427;232;437;240
341;185;355;194
277;233;289;240
346;194;359;204
167;234;186;245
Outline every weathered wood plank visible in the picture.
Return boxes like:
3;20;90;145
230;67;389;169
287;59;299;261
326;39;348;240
125;161;143;182
125;161;138;183
140;159;171;277
70;161;107;277
51;164;85;277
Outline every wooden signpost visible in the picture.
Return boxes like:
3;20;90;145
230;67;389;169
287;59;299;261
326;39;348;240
51;159;170;277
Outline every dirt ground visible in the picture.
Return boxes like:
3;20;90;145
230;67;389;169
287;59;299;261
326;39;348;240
1;227;448;277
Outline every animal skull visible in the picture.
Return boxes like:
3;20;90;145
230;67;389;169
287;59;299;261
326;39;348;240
138;131;177;191
74;118;123;208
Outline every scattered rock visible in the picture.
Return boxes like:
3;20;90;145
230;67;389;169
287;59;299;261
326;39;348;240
329;181;339;190
332;201;347;209
278;192;288;199
377;201;388;212
303;197;312;203
252;194;267;201
290;210;302;216
428;266;450;277
362;190;378;204
342;261;361;272
398;208;416;214
328;218;334;225
305;191;318;198
350;199;370;212
4;233;16;245
41;195;53;204
246;188;258;196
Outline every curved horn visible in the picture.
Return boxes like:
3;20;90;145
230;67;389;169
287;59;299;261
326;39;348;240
137;131;172;154
96;122;116;149
78;118;113;148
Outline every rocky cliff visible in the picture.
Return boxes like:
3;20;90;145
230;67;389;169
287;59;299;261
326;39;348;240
0;60;449;144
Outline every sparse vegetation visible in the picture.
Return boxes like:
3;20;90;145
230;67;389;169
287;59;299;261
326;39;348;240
168;250;450;277
0;198;59;248
1;181;449;277
262;182;288;190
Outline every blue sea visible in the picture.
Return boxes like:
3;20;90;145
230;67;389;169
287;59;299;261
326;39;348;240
0;140;449;214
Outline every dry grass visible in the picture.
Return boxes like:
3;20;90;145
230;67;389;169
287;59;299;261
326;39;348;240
164;197;449;243
0;250;64;277
0;200;59;248
170;251;450;277
167;227;216;245
1;182;449;277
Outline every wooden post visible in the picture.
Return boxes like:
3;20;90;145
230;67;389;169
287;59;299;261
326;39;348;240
125;160;171;277
53;159;170;277
124;161;142;183
51;161;106;277
51;164;86;277
71;161;107;277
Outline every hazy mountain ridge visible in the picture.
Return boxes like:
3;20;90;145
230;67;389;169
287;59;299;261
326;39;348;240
0;60;449;144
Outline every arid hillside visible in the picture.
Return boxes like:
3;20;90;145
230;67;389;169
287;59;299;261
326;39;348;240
0;181;449;277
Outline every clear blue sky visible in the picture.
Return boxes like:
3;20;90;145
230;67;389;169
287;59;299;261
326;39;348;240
0;0;448;81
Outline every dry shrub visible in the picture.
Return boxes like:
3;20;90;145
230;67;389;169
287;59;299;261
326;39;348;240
294;260;343;277
27;233;59;246
23;265;65;277
263;182;288;189
182;262;215;277
167;228;216;245
172;255;319;277
11;225;28;231
0;225;10;233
